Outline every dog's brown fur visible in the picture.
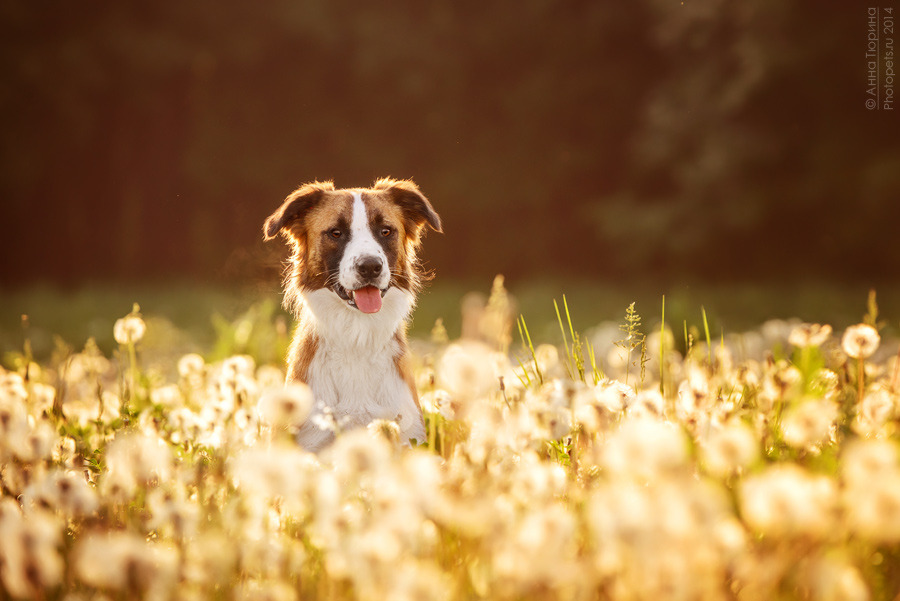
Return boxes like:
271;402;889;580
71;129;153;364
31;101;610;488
264;178;441;318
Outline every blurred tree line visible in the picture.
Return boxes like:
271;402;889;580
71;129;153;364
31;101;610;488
0;1;895;286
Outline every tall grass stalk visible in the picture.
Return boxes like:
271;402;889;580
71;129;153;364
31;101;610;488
554;299;572;369
586;340;601;385
554;296;603;384
701;306;711;365
617;303;646;390
517;315;542;385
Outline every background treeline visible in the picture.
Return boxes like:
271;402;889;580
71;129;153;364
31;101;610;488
0;1;896;287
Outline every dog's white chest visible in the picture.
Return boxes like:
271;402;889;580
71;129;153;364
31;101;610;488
294;288;425;452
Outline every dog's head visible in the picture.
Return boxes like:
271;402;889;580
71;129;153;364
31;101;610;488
264;178;442;315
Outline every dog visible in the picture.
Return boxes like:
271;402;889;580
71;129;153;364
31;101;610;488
263;178;442;451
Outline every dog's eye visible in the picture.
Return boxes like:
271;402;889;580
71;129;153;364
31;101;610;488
381;227;393;238
329;229;342;239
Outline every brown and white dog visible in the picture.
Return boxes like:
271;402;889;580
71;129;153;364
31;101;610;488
263;178;442;451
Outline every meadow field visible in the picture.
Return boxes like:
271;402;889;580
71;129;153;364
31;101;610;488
2;278;900;600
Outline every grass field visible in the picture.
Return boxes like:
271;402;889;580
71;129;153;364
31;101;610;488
2;278;900;599
3;278;898;364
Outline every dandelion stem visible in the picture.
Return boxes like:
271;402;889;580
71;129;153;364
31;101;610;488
891;343;900;393
128;341;138;406
429;412;437;452
857;356;865;406
660;295;665;395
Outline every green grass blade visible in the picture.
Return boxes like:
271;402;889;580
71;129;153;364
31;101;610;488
554;299;574;379
702;306;711;364
518;315;543;384
514;354;533;388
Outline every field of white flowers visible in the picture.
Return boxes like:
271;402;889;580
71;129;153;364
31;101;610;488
2;279;900;600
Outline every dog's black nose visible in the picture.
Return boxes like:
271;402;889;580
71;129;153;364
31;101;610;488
356;256;383;280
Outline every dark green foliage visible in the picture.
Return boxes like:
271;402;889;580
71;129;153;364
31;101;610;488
0;3;894;286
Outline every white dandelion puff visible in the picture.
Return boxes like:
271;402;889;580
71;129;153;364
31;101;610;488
113;314;146;345
842;324;880;359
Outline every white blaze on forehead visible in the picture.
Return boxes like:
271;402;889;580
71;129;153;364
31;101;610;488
338;192;389;290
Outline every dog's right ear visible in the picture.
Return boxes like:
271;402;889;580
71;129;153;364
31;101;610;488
263;181;334;241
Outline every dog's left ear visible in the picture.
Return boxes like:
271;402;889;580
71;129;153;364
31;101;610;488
375;178;442;235
263;181;334;241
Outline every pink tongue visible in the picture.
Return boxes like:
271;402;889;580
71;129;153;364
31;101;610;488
352;286;383;314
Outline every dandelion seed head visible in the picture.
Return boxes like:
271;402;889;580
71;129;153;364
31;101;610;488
713;518;747;559
676;376;711;424
788;323;833;348
0;370;28;405
853;386;896;436
630;388;665;419
368;418;402;446
810;367;840;398
844;475;900;543
22;470;98;518
737;362;761;389
841;439;899;487
572;388;607;434
740;464;837;538
0;505;64;597
258;383;313;430
524;381;574;440
507;452;567;504
714;343;734;373
601;416;688;479
762;361;803;403
146;487;201;539
102;432;173;500
74;531;178;595
327;429;393;478
255;364;285;389
596;379;635;413
8;419;56;463
309;405;339;434
28;382;55;416
234;580;299;601
842;324;880;359
151;384;183;409
493;503;576;590
761;318;799;347
177;353;205;379
805;556;869;601
113;314;146;345
218;356;257;391
387;559;455;601
533;343;560;376
52;436;76;466
438;342;501;401
233;373;260;404
230;446;317;513
701;421;758;477
780;398;838;450
187;532;239;587
420;389;454;419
